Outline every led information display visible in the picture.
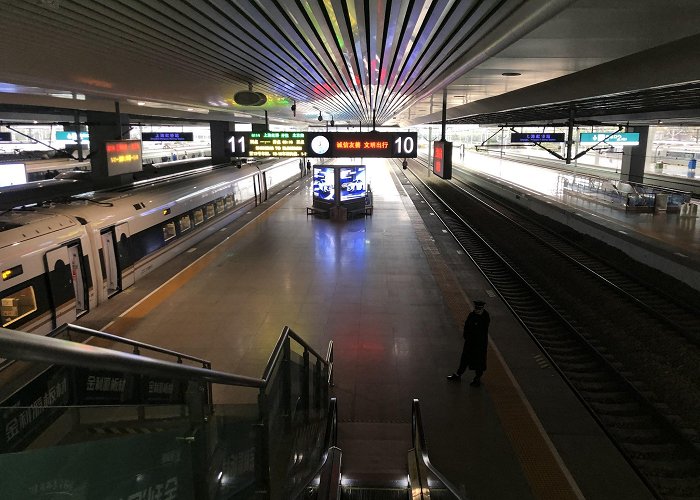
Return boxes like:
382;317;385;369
105;140;143;176
579;132;639;145
510;133;566;143
227;131;306;157
432;141;452;180
0;132;12;142
142;132;194;142
306;132;418;158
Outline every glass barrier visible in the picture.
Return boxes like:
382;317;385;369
0;404;194;499
0;326;333;499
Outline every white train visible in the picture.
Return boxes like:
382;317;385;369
0;158;301;335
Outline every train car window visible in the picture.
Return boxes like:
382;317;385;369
215;199;224;214
163;222;176;241
205;204;215;219
1;286;38;327
193;209;204;225
178;215;192;233
224;194;234;209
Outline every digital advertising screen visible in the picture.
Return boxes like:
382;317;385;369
0;163;27;187
339;166;366;201
313;166;336;202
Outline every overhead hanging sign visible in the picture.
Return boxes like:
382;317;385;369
227;131;306;157
510;133;566;143
432;141;452;180
55;131;90;141
579;132;639;146
142;132;194;142
105;139;143;176
306;131;417;158
0;132;12;142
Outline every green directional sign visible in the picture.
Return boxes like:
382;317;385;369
579;132;639;145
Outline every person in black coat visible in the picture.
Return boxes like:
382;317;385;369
447;300;490;386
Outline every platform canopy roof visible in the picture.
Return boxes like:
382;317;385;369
1;0;700;127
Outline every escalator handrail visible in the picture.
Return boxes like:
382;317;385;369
0;327;264;388
261;325;332;383
412;399;466;500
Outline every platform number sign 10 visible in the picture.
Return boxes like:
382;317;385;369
393;134;415;156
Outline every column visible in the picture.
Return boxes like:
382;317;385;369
209;121;235;165
86;110;130;187
620;126;651;184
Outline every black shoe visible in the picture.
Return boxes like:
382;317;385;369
446;373;461;381
469;379;481;387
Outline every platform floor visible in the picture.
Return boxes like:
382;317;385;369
74;159;661;499
460;150;700;262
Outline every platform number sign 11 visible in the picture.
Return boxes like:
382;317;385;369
228;133;248;156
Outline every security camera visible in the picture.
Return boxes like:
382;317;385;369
318;112;323;122
291;103;296;117
402;160;408;170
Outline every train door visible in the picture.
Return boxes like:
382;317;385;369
100;228;120;297
67;243;88;316
44;246;76;329
114;223;134;290
261;171;269;201
254;173;263;205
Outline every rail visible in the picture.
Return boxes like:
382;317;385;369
0;327;262;388
0;325;334;500
58;323;211;367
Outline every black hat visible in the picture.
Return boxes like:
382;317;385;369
473;300;486;308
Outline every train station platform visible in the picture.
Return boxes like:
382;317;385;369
457;151;700;292
76;159;654;499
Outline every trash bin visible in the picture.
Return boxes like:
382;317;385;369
688;159;697;178
654;193;668;211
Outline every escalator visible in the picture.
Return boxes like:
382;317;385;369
0;324;462;500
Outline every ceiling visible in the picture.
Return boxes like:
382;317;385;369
1;0;700;128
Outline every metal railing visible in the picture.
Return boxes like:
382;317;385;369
0;324;333;500
410;399;465;500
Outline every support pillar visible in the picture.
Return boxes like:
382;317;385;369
210;121;235;165
620;126;651;184
86;109;130;187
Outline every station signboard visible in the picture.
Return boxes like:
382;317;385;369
510;133;566;143
227;131;306;157
142;132;194;142
579;132;639;146
55;131;90;141
105;139;143;176
0;132;11;142
306;131;417;158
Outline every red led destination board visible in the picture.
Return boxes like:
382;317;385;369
105;139;143;176
306;132;417;158
432;141;452;180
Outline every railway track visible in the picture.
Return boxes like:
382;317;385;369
392;159;700;498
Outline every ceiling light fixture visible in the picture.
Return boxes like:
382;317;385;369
501;72;521;77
